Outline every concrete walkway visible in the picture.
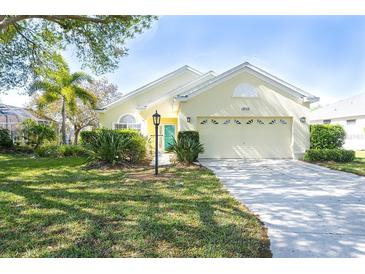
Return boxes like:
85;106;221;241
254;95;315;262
199;159;365;257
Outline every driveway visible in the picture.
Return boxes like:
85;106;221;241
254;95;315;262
199;159;365;257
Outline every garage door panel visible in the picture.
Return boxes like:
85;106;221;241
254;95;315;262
198;117;292;159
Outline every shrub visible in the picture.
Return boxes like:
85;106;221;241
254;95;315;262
304;149;355;163
0;128;13;148
58;145;88;157
35;144;87;158
177;131;200;143
114;129;146;163
20;119;56;149
167;131;204;164
310;124;346;149
81;129;146;164
83;129;129;165
80;130;98;146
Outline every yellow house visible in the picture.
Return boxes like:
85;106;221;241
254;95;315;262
97;62;319;159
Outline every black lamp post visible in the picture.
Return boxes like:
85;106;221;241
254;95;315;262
152;110;161;175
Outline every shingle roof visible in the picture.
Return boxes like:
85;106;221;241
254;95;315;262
310;93;365;121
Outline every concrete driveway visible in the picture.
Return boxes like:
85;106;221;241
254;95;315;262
199;159;365;257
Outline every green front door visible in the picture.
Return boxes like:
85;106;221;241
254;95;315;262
164;125;176;151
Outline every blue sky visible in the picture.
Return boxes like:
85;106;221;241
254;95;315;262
2;16;365;106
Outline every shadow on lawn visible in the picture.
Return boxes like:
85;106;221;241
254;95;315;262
0;163;271;258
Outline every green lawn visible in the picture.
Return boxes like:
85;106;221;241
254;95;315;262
0;153;270;258
318;158;365;176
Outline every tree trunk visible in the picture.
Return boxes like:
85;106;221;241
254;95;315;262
74;126;81;145
61;98;67;144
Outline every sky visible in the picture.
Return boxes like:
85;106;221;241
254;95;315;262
1;15;365;107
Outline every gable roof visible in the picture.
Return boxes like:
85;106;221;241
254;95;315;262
98;65;203;112
175;62;319;103
310;93;365;121
135;71;217;111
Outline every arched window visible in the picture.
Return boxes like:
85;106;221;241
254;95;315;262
120;114;136;124
115;114;141;130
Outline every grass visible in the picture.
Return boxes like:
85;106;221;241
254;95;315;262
317;158;365;176
0;153;270;258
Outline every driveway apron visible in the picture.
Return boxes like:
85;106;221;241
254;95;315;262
200;159;365;257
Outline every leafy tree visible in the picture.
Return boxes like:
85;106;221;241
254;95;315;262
0;15;156;92
69;78;121;144
29;55;97;144
27;78;121;144
20;119;56;149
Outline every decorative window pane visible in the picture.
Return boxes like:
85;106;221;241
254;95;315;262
119;114;136;124
234;119;241;125
233;83;258;98
347;119;356;125
323;119;331;124
279;119;287;125
115;114;141;131
223;119;231;124
257;119;264;125
211;119;219;125
200;119;208;125
269;119;276;125
246;119;253;125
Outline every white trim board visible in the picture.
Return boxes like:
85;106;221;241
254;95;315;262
175;62;319;103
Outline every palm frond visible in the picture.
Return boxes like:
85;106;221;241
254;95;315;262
37;91;60;109
29;80;59;95
71;72;93;85
72;85;97;108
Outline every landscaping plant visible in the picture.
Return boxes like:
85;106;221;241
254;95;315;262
305;124;354;163
310;124;346;149
20;119;56;149
81;129;146;164
167;131;204;164
29;55;96;144
35;144;87;158
304;148;355;163
0;128;13;148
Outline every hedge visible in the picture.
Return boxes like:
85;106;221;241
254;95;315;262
304;149;355;163
310;124;345;149
177;131;200;143
81;129;146;163
35;144;88;158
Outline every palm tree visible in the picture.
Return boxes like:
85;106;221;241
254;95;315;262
29;56;97;144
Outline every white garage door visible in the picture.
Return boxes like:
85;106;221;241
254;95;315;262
198;117;293;159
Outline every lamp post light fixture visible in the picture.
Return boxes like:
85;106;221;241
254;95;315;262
152;110;161;175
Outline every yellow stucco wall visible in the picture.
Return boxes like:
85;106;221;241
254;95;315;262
178;70;310;159
146;117;178;150
98;70;200;130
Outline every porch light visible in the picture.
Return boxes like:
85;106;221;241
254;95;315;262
187;116;191;123
300;117;306;123
152;110;161;126
152;110;161;175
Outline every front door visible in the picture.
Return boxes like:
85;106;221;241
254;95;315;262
164;124;176;151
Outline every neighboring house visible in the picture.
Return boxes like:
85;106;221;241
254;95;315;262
310;93;365;150
97;62;319;159
0;104;51;138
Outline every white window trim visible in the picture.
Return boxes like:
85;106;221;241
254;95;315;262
114;113;142;131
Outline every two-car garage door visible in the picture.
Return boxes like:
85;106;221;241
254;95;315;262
198;117;293;159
